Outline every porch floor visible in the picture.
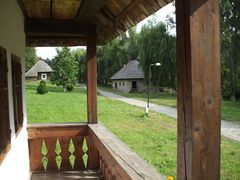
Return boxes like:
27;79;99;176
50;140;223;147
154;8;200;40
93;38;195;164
31;170;103;180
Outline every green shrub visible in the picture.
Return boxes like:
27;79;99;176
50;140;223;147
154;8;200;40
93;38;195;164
66;83;74;92
37;81;48;94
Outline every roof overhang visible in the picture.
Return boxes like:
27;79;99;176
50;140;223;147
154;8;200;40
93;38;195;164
17;0;172;47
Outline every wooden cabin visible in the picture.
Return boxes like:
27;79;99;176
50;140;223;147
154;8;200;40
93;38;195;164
111;60;145;93
25;60;53;81
0;0;221;179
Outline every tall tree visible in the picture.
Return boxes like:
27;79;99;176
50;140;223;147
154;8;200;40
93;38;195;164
71;48;86;83
139;22;176;89
97;35;128;84
25;47;38;72
51;47;78;92
221;0;240;100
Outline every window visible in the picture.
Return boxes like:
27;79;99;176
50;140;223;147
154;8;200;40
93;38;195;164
0;47;11;156
41;73;47;80
11;55;23;134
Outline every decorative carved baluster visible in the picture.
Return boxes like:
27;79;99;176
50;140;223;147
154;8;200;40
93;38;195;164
72;136;85;170
29;139;44;171
58;137;72;170
55;140;62;170
45;138;58;171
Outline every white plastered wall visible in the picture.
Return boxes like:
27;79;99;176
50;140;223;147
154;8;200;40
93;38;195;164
0;0;30;179
112;80;145;93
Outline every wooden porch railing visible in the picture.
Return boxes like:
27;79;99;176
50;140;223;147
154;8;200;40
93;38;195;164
28;123;164;180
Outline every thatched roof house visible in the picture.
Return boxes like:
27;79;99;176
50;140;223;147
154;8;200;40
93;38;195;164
110;60;145;93
25;60;53;80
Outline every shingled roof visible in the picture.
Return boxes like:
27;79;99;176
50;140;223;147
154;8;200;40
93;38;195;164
111;60;144;80
25;60;53;77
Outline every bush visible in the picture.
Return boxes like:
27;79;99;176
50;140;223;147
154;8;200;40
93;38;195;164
66;83;74;92
37;81;48;94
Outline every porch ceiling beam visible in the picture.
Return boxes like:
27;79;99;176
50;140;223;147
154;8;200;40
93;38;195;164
26;36;87;47
75;0;105;23
25;19;97;36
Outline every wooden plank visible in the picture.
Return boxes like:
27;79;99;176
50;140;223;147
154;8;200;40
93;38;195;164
52;0;81;20
75;0;105;23
29;139;44;171
72;136;85;170
31;170;103;180
25;19;96;36
86;136;99;170
22;0;50;18
87;36;97;124
175;0;221;179
88;123;165;180
58;137;72;170
26;36;87;47
28;123;88;139
45;138;58;171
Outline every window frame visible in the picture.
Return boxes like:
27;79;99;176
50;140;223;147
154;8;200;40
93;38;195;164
0;46;11;162
11;54;23;135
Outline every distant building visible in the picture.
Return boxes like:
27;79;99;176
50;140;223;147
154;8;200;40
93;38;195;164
111;60;145;93
25;60;53;81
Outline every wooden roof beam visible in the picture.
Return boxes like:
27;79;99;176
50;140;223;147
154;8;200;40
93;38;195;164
26;36;87;47
75;0;105;23
25;19;97;36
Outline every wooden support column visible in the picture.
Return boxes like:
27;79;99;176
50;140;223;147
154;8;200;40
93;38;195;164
176;0;221;179
87;35;97;124
86;31;99;171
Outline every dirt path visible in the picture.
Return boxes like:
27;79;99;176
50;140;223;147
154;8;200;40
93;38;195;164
98;89;240;142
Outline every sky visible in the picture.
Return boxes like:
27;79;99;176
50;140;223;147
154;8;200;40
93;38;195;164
36;3;175;59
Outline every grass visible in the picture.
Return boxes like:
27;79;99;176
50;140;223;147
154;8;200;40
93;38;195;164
99;86;240;122
26;82;240;179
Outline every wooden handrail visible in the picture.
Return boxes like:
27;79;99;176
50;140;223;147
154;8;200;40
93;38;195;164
88;123;165;180
28;123;88;139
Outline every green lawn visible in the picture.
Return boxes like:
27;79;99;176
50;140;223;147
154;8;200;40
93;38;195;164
26;82;240;179
99;86;240;122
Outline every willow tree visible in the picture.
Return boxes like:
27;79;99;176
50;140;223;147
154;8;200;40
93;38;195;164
139;22;176;89
97;35;128;85
25;47;38;72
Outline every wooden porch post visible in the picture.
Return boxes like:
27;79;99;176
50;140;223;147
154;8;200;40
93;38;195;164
87;35;97;124
176;0;221;179
86;35;99;169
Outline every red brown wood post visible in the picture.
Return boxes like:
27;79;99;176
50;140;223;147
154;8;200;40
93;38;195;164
176;0;221;179
86;35;99;169
87;35;97;124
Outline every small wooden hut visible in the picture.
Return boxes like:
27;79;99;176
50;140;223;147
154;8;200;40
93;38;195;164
111;60;145;93
25;60;53;80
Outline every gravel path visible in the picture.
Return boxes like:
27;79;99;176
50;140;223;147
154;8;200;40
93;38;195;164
98;89;240;142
